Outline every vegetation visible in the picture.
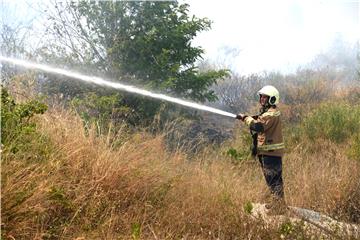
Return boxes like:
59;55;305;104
1;76;360;239
302;103;360;143
1;86;48;159
39;1;229;127
1;1;360;239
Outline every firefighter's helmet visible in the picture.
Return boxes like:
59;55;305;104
258;85;280;105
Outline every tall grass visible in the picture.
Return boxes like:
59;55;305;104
1;108;262;239
2;105;360;239
2;86;360;239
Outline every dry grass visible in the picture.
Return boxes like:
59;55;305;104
2;105;360;239
285;140;360;215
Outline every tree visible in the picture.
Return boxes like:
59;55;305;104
0;24;29;83
0;1;43;85
41;1;228;125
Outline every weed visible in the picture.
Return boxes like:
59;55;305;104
48;186;73;210
243;201;253;214
226;147;249;163
279;221;294;235
131;223;141;240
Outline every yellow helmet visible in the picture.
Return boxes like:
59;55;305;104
258;85;280;105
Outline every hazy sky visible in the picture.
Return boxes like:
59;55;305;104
1;0;359;75
188;0;359;74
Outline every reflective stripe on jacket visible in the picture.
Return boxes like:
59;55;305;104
244;108;284;157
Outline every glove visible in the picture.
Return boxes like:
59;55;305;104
236;113;247;121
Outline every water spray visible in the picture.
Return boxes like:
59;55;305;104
0;56;236;118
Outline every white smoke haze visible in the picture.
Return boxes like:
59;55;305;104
1;0;359;75
189;0;360;75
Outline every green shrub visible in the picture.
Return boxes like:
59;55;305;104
71;92;127;130
302;103;360;143
226;147;249;163
1;86;48;157
70;92;164;133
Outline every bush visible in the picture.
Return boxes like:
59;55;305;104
71;92;132;132
302;102;360;143
1;86;48;156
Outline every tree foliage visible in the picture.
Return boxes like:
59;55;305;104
41;1;228;125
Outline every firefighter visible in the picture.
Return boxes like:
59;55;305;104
236;85;287;214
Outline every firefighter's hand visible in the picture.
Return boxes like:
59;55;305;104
236;113;247;121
